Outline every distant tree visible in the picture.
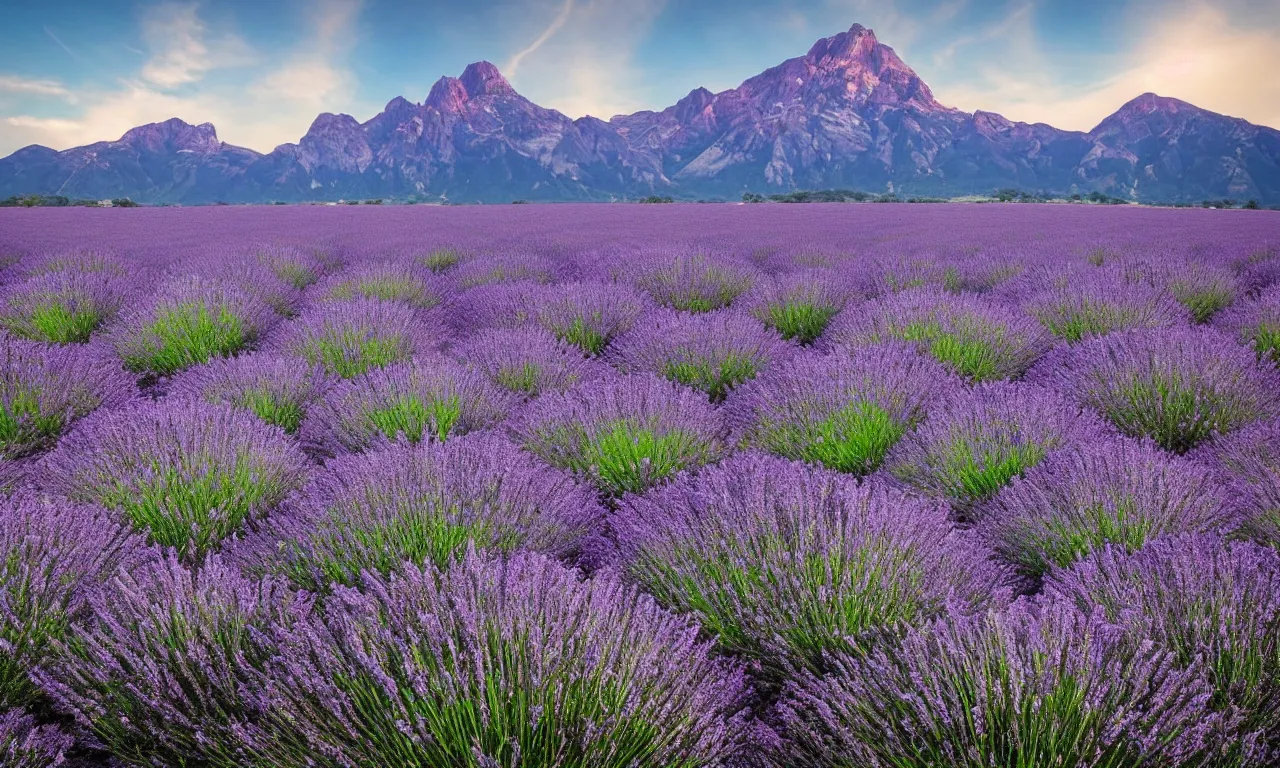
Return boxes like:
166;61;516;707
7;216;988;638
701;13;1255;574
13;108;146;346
742;192;767;203
640;195;675;204
1244;200;1261;210
111;198;139;208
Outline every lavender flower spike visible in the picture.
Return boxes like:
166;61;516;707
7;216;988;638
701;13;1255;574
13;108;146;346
168;352;330;434
267;297;447;378
535;280;648;355
0;710;73;768
455;326;605;398
1193;417;1280;548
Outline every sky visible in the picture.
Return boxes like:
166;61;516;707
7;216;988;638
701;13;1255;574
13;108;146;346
1;0;1278;157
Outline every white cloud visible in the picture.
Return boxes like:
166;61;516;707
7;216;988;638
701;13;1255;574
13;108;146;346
0;0;373;155
139;2;254;89
933;3;1280;131
0;75;75;100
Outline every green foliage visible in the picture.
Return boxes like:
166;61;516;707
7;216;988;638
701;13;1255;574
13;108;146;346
366;395;462;444
0;387;65;459
229;389;306;434
898;321;1002;382
297;334;405;379
1107;371;1231;453
328;277;436;308
761;401;907;476
763;301;839;345
546;421;712;498
639;195;675;204
493;363;543;396
555;317;609;356
122;302;249;376
1168;281;1234;324
1250;323;1280;364
899;435;1048;510
1;298;103;344
96;456;286;560
419;248;463;273
661;352;761;403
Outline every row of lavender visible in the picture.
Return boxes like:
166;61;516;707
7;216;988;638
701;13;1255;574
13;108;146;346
0;210;1279;766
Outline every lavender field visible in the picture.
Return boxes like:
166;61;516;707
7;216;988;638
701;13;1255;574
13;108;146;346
2;202;1280;767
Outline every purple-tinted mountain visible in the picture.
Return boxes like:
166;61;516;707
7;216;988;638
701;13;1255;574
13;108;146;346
3;25;1279;204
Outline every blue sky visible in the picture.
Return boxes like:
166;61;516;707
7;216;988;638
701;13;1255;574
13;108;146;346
1;0;1277;156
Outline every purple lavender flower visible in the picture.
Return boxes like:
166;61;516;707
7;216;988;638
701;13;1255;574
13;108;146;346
614;453;1011;680
452;252;558;289
0;494;152;709
1021;266;1191;342
1044;535;1280;763
742;269;857;345
1192;417;1280;549
979;436;1240;578
229;433;603;590
110;275;277;377
300;358;513;456
415;246;466;274
168;352;330;434
1028;327;1280;453
314;260;448;310
885;381;1109;513
1;337;136;459
188;252;306;318
1214;282;1280;364
0;267;135;344
244;549;752;767
534;280;648;355
37;399;311;561
35;554;307;767
19;250;129;279
607;310;793;402
628;253;757;313
726;343;960;476
267;298;447;378
774;600;1221;768
445;280;544;333
0;709;73;767
510;373;728;498
827;287;1054;381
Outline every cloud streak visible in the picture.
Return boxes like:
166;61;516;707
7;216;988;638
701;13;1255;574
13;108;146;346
505;0;575;78
0;75;75;100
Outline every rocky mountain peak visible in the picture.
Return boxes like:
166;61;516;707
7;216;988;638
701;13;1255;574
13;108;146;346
120;118;221;153
459;61;513;97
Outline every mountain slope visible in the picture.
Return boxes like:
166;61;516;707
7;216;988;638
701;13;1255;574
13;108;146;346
3;24;1278;204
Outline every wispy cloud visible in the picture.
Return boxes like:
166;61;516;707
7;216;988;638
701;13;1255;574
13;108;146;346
505;0;575;78
43;26;86;64
0;75;75;101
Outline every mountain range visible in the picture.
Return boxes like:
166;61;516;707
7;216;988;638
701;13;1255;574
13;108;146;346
3;23;1279;205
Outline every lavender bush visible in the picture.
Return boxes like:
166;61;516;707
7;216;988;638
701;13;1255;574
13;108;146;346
1029;327;1280;453
775;600;1221;768
254;245;327;290
111;275;276;377
1045;535;1280;764
535;280;647;355
1021;267;1190;342
828;288;1054;381
455;326;603;397
885;381;1108;513
1214;282;1280;364
614;453;1011;679
608;310;792;402
979;436;1240;578
316;260;446;310
168;352;329;434
511;373;728;498
267;298;445;378
628;254;755;313
300;357;513;456
0;267;134;344
0;494;151;710
727;343;958;476
453;252;558;288
38;399;310;560
231;433;603;591
1;337;135;459
248;549;752;768
36;554;306;767
744;269;855;345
